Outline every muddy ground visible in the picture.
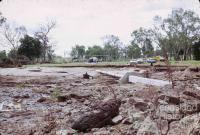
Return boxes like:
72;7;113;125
0;67;200;135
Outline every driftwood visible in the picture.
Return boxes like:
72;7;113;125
72;99;121;132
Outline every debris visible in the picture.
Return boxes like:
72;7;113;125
183;90;200;100
37;97;46;103
134;101;149;111
83;72;93;79
137;116;160;135
158;95;182;105
57;96;67;102
112;115;123;124
129;75;171;86
72;99;121;132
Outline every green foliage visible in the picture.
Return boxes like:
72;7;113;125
70;45;85;59
102;35;122;60
127;44;141;59
131;28;154;57
0;50;7;60
193;41;200;60
152;8;200;60
18;35;42;60
85;45;104;59
51;88;61;99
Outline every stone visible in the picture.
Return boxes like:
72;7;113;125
158;95;182;105
134;101;149;112
183;90;200;100
112;115;123;124
72;99;121;132
56;128;76;135
137;116;160;135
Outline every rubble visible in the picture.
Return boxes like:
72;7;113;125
0;67;200;134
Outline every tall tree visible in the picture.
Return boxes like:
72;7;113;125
152;8;200;60
127;43;141;59
85;45;104;59
35;20;56;62
131;27;154;57
102;35;122;60
2;24;27;50
70;45;85;59
18;35;42;61
193;41;200;60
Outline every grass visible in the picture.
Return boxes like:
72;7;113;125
24;60;200;68
169;60;200;66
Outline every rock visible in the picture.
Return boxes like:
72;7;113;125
134;101;149;111
155;104;182;121
37;97;46;103
56;128;76;135
168;113;200;135
179;100;200;115
112;115;123;124
167;121;183;135
155;119;168;135
183;90;200;100
57;96;67;102
137;116;160;135
93;131;111;135
128;111;146;130
72;99;121;132
122;117;132;125
158;95;182;105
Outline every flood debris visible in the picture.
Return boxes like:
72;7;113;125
72;98;121;132
83;72;93;79
0;67;200;134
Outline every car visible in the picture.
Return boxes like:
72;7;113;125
88;57;98;63
146;58;157;64
130;58;144;65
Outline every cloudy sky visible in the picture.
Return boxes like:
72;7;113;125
0;0;200;56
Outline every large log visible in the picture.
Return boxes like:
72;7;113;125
71;99;121;132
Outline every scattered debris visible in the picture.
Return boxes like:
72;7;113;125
72;99;121;132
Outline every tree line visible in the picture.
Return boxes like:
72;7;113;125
0;12;56;64
71;8;200;61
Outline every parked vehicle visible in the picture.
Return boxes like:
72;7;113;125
88;57;98;63
130;58;144;65
146;58;157;64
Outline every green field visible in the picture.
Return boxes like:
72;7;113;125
24;60;200;68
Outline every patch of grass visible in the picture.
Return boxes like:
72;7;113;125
51;88;61;99
170;60;200;66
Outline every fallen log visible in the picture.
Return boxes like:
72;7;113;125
72;99;121;132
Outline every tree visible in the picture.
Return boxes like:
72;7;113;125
0;23;27;63
193;41;200;60
85;45;104;59
0;50;6;60
131;28;154;57
1;23;27;50
102;35;122;60
35;20;56;62
0;12;6;26
18;35;42;61
152;8;200;60
70;45;85;59
142;38;154;57
127;43;141;59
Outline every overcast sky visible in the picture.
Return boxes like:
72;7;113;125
0;0;200;56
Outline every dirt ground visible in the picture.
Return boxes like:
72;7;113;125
0;67;200;135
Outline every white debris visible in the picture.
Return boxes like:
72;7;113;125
129;75;171;87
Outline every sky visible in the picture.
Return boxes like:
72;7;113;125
0;0;200;56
